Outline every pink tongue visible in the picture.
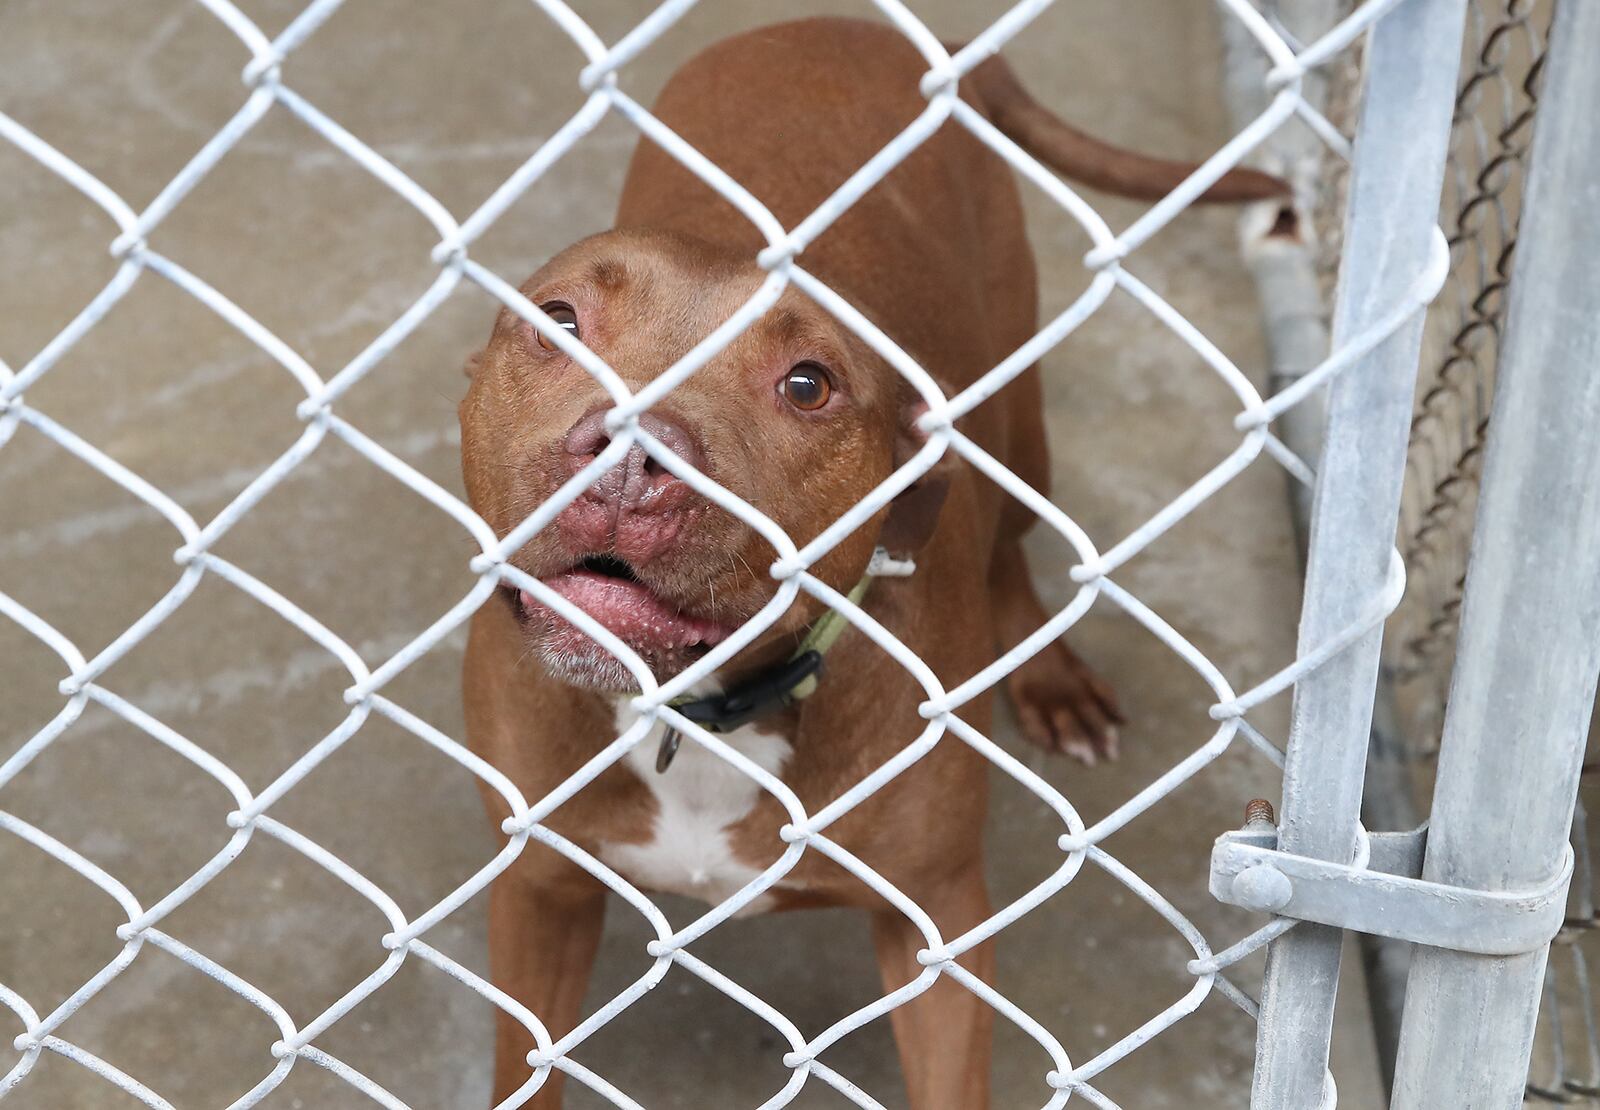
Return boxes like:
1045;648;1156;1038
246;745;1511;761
528;570;732;650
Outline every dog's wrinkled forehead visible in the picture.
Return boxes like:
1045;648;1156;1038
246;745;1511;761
502;229;892;407
513;233;747;359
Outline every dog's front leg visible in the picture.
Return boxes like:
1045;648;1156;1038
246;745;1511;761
872;864;995;1110
488;873;606;1108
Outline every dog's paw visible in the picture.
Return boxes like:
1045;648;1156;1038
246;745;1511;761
1007;641;1124;765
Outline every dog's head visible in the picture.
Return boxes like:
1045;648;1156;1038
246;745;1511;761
459;229;948;691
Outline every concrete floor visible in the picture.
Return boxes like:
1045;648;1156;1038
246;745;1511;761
0;1;1382;1106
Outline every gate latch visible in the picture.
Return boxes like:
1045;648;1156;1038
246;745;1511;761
1210;806;1573;957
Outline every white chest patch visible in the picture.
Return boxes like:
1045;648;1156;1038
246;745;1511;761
598;698;792;914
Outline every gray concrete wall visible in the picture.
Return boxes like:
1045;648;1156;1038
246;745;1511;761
0;1;1380;1105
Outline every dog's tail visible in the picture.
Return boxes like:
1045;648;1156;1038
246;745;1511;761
962;53;1287;203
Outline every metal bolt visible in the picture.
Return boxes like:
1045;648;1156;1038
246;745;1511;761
1233;864;1294;913
1245;798;1277;828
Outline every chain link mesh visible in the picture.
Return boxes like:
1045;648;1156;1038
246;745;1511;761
1392;0;1551;741
2;2;1441;1106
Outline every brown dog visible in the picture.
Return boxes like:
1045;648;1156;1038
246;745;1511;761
459;17;1281;1108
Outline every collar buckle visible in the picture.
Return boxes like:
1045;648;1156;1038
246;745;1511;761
653;553;896;773
675;649;823;734
656;651;823;773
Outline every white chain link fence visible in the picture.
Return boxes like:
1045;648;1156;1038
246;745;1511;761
1;1;1444;1106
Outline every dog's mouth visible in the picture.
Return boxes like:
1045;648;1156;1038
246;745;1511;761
510;553;736;682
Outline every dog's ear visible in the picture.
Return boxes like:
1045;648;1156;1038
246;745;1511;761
878;393;953;557
462;349;484;379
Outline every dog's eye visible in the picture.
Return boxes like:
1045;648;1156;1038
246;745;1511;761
781;363;833;411
535;302;579;351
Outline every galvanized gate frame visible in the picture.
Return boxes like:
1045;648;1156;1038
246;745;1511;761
1215;0;1600;1105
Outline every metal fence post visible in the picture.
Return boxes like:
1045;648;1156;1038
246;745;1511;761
1249;1;1467;1104
1220;7;1417;1086
1388;1;1600;1102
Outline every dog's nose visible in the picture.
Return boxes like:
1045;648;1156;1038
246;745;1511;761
564;408;705;511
